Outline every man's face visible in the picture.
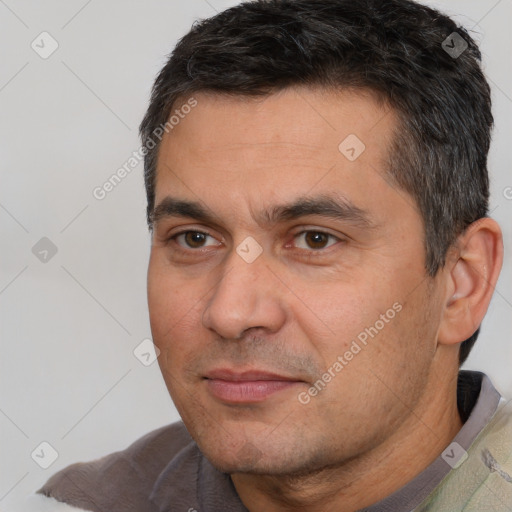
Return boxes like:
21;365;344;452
147;88;445;475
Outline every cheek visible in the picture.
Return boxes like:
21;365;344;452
147;265;204;351
297;269;426;377
290;278;387;356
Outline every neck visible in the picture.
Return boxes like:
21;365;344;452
231;365;463;512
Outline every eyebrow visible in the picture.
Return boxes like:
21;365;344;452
150;194;375;230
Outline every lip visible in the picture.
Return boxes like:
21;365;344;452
204;368;303;404
204;369;300;381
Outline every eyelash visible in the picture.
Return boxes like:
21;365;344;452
167;229;342;255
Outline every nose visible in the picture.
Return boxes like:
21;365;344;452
201;247;287;340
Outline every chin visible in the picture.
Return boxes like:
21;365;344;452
194;431;336;477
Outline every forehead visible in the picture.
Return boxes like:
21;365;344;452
161;87;394;158
153;87;414;225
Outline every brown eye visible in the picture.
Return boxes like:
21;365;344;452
185;232;207;248
174;231;219;249
294;231;339;250
306;232;329;249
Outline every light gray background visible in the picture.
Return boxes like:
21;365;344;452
1;0;511;507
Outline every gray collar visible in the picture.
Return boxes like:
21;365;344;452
361;370;501;512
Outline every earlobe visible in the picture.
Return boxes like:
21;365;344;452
438;217;503;346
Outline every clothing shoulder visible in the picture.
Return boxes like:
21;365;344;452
417;399;512;511
33;421;192;512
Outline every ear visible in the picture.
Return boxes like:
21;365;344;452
437;217;503;346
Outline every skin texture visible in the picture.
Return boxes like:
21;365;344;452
147;87;503;511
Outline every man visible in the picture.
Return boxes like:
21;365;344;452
19;0;510;510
